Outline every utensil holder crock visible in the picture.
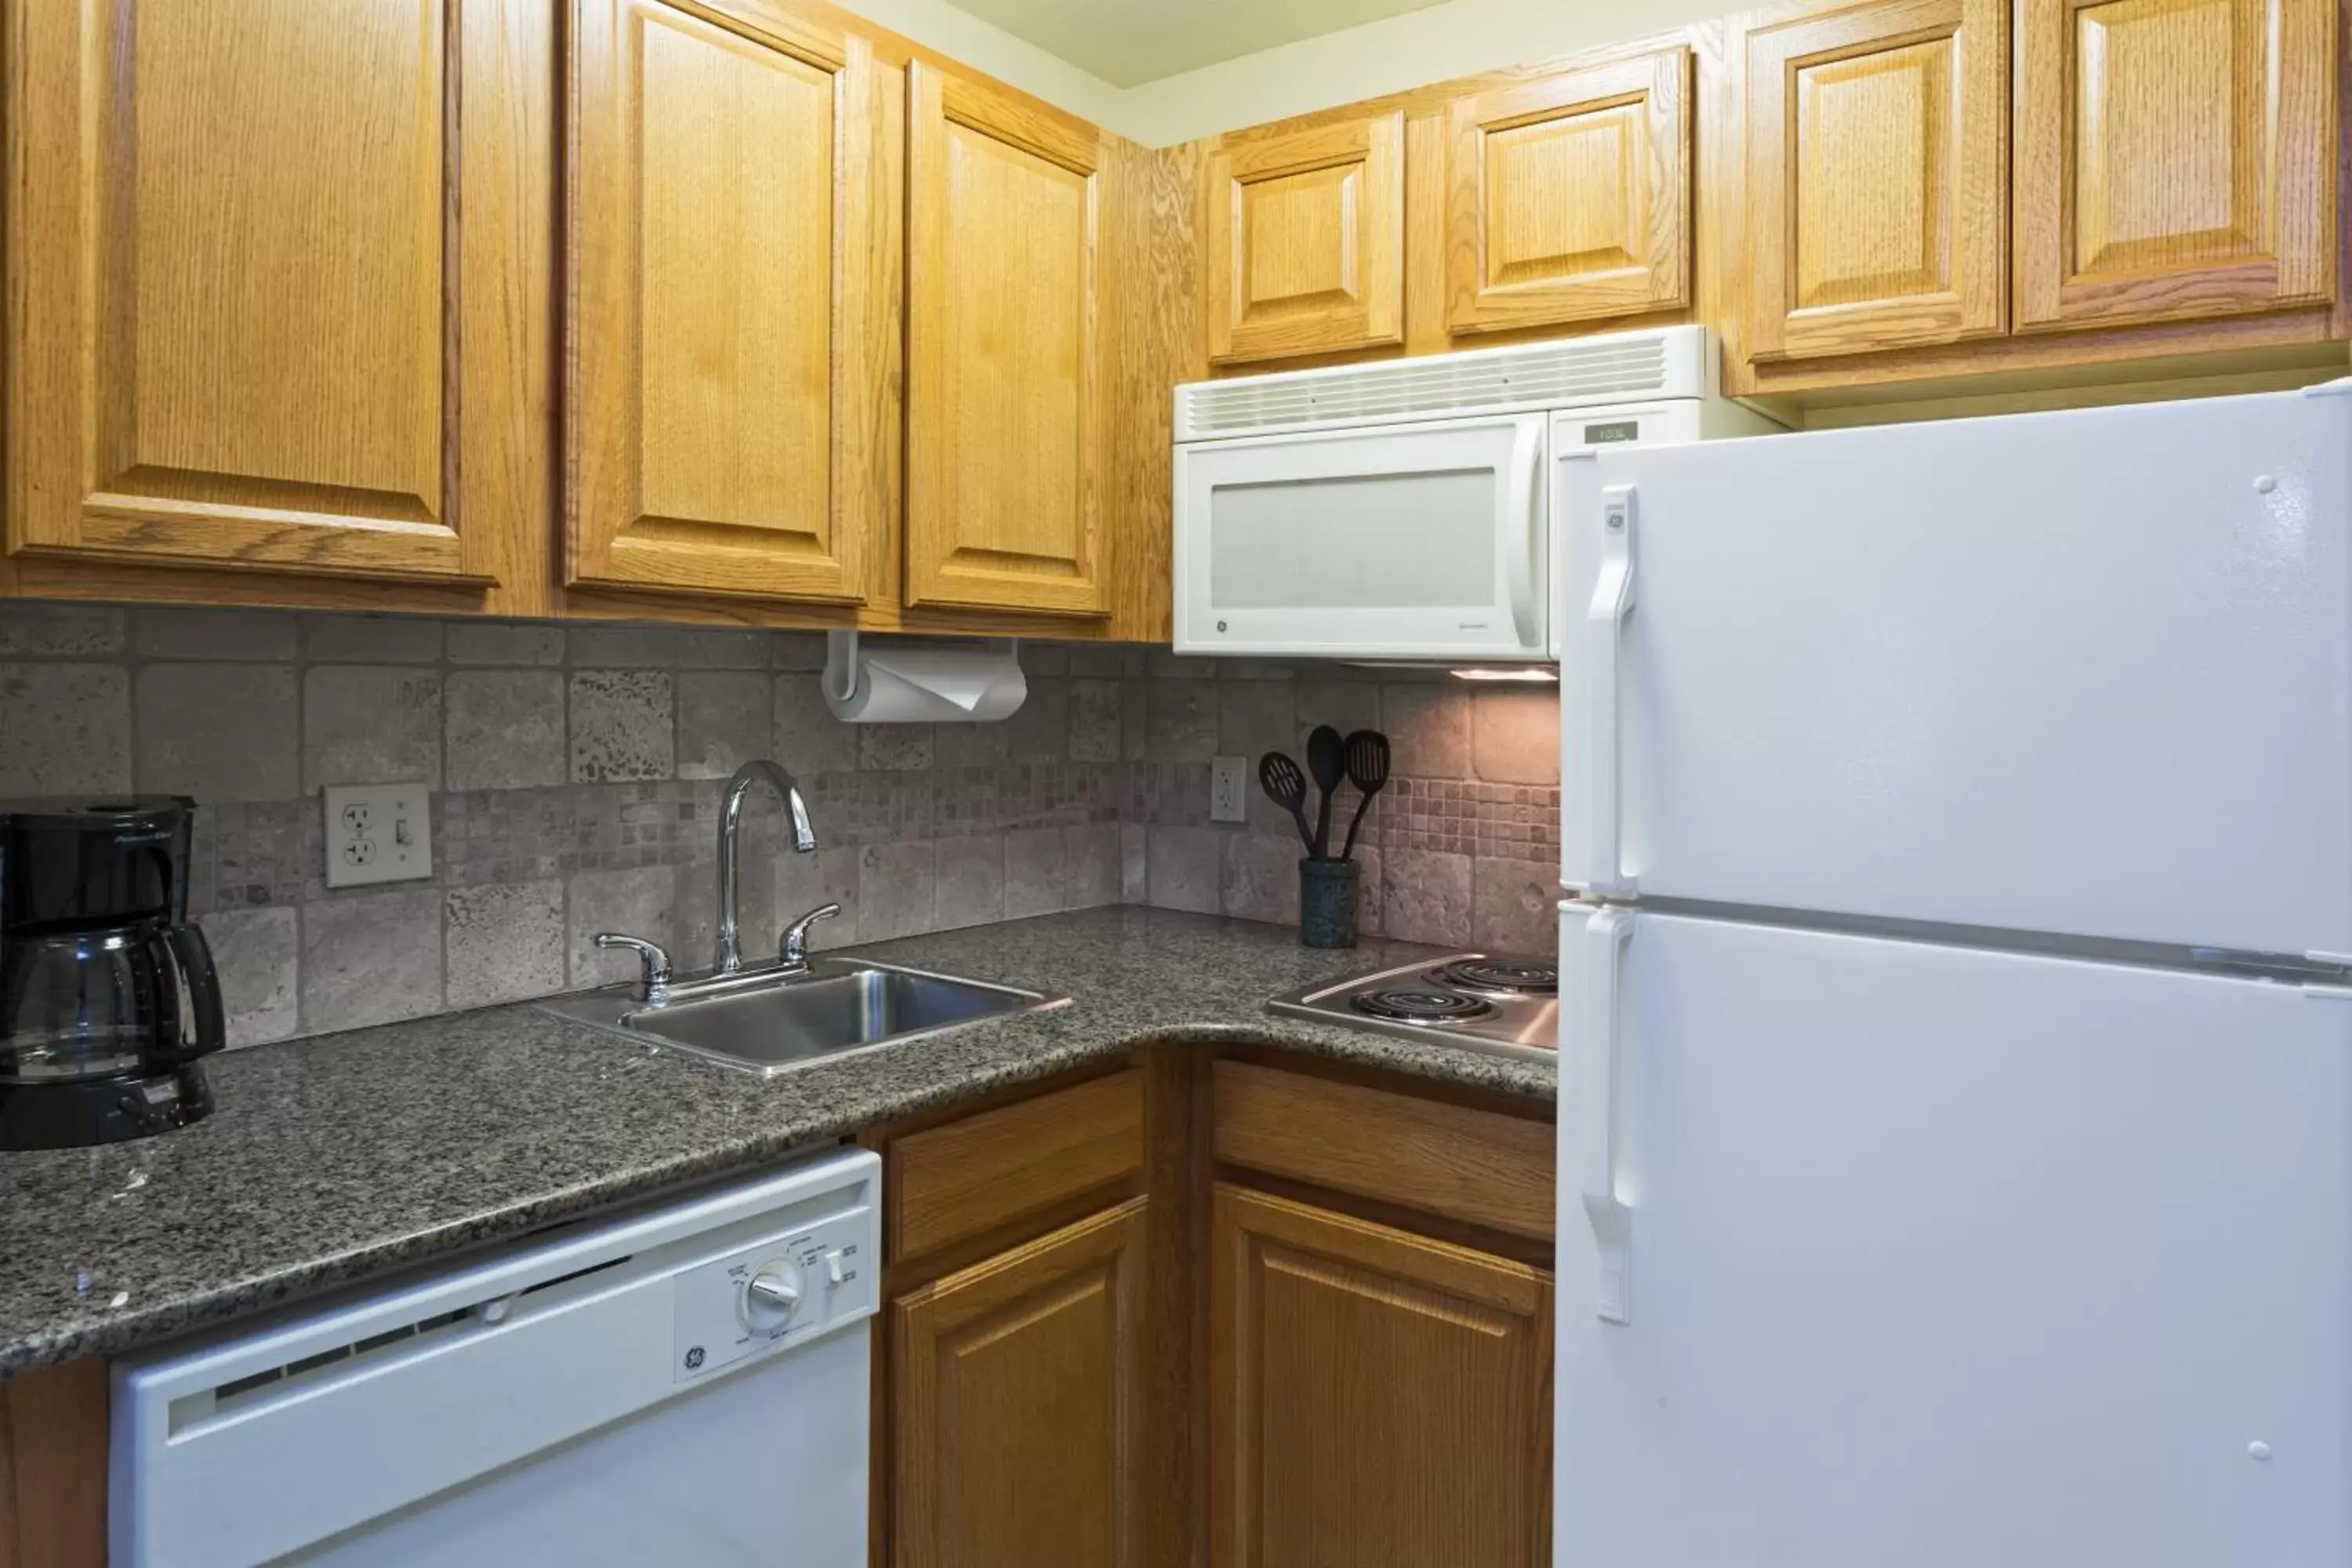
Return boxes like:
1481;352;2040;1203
1298;858;1361;949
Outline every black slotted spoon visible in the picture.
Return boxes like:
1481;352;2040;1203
1337;729;1390;862
1258;752;1316;854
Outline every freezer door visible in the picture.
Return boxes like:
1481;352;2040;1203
1556;906;2352;1567
1559;385;2352;957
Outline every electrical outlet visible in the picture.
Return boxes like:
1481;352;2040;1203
1210;756;1248;824
323;782;433;889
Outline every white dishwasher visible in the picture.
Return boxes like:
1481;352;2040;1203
111;1146;879;1567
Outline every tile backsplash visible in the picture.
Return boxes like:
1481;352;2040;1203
0;602;1563;1047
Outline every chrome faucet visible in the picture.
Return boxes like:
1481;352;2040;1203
716;759;818;975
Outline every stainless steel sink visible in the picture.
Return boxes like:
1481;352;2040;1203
539;957;1067;1077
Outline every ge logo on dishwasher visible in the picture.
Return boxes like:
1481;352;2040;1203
684;1346;706;1370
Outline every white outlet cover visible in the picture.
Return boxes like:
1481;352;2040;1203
1209;755;1248;824
323;782;434;889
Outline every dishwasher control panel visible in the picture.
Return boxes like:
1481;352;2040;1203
672;1205;876;1382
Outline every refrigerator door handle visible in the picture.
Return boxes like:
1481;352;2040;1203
1579;904;1635;1323
1581;485;1637;896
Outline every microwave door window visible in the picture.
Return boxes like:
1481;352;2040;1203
1207;469;1498;611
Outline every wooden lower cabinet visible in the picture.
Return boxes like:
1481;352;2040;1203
890;1197;1147;1568
1210;1183;1552;1568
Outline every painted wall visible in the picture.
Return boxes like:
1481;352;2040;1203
832;0;1728;147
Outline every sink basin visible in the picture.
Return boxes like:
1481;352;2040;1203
539;958;1067;1077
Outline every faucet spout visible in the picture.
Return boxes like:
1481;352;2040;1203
716;759;818;975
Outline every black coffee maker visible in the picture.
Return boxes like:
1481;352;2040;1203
0;797;224;1149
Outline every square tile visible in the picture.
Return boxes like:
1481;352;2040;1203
1145;680;1218;763
1222;834;1301;926
445;880;567;1008
1472;855;1561;954
304;667;442;790
1472;687;1561;785
1381;846;1473;946
199;904;299;1047
570;670;673;782
1148;826;1222;914
304;613;441;663
445;670;566;792
136;607;296;661
0;663;129;793
569;625;677;667
935;835;1005;929
860;725;935;771
858;842;936;942
137;664;298;803
301;887;444;1033
1382;682;1471;779
777;845;862;949
1004;826;1067;918
1071;680;1122;761
677;671;772;781
773;674;858;775
567;864;681;986
1065;823;1121;909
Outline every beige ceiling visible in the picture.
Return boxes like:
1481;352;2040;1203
941;0;1446;86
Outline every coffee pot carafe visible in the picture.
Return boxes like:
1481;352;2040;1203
0;797;225;1149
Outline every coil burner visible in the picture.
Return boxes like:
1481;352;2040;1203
1349;988;1499;1025
1428;958;1558;996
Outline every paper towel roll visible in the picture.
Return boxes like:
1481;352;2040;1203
822;633;1028;724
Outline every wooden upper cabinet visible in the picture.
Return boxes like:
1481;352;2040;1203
1210;1185;1552;1568
1444;46;1694;334
5;0;532;585
2013;0;2336;332
1744;0;2009;361
568;0;893;604
892;1199;1145;1568
905;64;1109;619
1207;114;1407;362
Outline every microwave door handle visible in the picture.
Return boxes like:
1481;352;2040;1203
1579;904;1635;1324
1502;423;1544;649
1584;484;1636;896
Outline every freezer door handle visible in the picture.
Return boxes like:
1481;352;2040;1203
1578;904;1635;1323
1580;485;1637;897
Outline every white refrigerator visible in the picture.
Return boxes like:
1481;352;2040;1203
1553;383;2352;1565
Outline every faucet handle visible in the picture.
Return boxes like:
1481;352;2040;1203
594;933;672;1005
779;903;842;971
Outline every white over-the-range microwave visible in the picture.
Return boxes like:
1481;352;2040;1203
1171;325;1782;661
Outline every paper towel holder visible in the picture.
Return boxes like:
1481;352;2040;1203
822;630;1024;719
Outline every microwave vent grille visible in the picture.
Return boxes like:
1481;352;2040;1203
1178;335;1674;438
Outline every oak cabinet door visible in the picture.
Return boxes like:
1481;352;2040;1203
1744;0;2009;361
891;1200;1145;1568
1207;114;1406;363
5;0;532;585
567;0;890;604
1445;46;1693;335
1210;1185;1552;1568
2014;0;2336;330
905;64;1109;618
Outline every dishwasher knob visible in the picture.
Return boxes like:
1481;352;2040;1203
742;1260;804;1329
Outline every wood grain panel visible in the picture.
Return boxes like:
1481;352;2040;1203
905;62;1109;617
1210;1185;1551;1568
893;1200;1145;1568
1445;45;1693;333
0;1358;107;1568
1212;1061;1554;1240
889;1069;1145;1260
5;0;527;583
2014;0;2335;328
1744;0;2009;361
1207;114;1406;362
568;0;887;604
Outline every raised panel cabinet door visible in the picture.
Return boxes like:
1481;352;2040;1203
1445;46;1694;334
5;0;534;584
1210;1185;1553;1568
1207;114;1406;363
2014;0;2336;330
891;1199;1145;1568
1744;0;2009;361
568;0;893;604
905;63;1109;618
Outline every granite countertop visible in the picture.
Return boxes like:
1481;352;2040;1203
0;907;1553;1381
